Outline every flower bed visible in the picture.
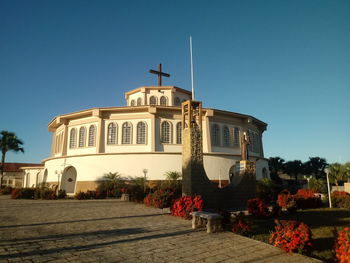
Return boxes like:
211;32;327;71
295;189;322;209
277;190;297;213
269;220;312;254
335;227;350;263
247;198;270;218
170;195;203;219
231;212;251;235
143;189;177;209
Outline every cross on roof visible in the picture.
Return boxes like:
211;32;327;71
149;64;170;86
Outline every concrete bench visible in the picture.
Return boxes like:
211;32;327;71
191;211;223;233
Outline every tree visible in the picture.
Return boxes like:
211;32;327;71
328;163;347;188
268;157;285;183
303;157;328;179
283;160;304;182
0;131;24;186
164;171;182;188
99;172;123;197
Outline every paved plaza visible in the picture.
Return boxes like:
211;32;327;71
0;196;320;263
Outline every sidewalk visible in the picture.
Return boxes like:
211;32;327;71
0;196;320;263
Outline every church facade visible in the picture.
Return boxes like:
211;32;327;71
42;86;270;194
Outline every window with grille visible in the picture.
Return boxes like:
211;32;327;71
107;123;116;144
136;122;146;144
150;96;157;105
88;125;96;146
122;122;132;144
211;124;220;146
160;96;167;106
223;126;230;147
137;98;142;106
161;121;171;143
69;128;77;148
174;97;181;106
78;127;86;147
176;122;182;144
130;100;135;106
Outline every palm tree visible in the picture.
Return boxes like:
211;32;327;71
268;157;285;183
0;131;24;186
328;163;347;188
164;171;182;188
100;172;123;197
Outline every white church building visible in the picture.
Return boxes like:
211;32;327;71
37;85;269;194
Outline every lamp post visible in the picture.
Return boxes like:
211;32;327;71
142;169;148;192
324;168;332;208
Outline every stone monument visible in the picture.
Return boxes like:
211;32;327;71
181;100;256;209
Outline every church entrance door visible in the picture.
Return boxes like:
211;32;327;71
61;166;77;194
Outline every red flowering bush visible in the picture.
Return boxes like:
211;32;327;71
332;191;350;209
0;186;13;195
170;195;203;219
295;189;322;209
277;190;297;213
231;212;251;235
269;220;312;254
143;189;177;209
335;227;350;263
11;189;22;199
247;198;270;218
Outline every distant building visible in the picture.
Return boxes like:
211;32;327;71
39;85;269;195
1;163;43;188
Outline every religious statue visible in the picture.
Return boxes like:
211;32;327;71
241;131;250;161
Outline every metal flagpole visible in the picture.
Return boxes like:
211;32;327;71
190;36;195;100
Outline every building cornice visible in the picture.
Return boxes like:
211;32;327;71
48;105;267;131
42;152;268;163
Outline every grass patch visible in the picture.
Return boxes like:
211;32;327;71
247;208;350;262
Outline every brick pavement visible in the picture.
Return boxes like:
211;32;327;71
0;196;320;263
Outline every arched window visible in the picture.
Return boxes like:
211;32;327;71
78;127;86;147
233;127;240;146
88;125;96;146
174;97;181;106
69;128;77;148
223;126;230;147
211;124;220;146
160;96;167;106
107;123;116;144
137;97;142;106
150;96;157;105
130;100;135;106
136;122;146;144
161;121;171;143
122;122;132;144
176;122;182;144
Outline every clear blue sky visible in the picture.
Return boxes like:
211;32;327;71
1;0;349;164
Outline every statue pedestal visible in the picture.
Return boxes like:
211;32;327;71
236;160;256;175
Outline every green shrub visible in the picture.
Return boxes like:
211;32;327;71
143;189;178;209
75;191;86;200
331;191;350;208
309;178;325;193
0;186;13;195
11;188;35;199
256;179;277;202
57;189;66;199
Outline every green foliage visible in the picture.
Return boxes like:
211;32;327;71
11;188;35;199
164;171;182;188
268;157;285;183
256;178;277;202
0;186;13;195
283;160;304;182
308;178;325;193
328;163;348;186
144;189;179;209
303;157;328;180
0;130;24;186
97;172;125;197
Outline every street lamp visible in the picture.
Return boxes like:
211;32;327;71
142;169;148;192
324;168;332;208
